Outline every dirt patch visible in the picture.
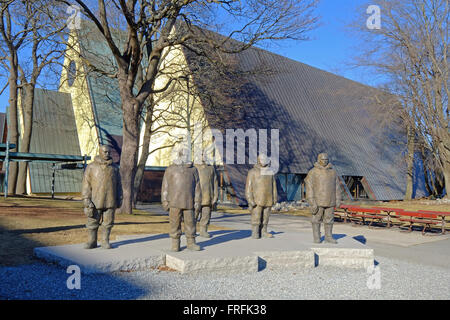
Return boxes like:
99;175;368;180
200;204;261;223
0;196;227;267
156;265;177;272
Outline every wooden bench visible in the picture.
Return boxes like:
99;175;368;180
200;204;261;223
336;205;362;223
370;207;405;228
345;207;387;228
417;210;450;235
396;211;443;235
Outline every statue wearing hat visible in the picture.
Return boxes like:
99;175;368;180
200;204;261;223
305;153;341;244
81;145;121;249
245;154;278;239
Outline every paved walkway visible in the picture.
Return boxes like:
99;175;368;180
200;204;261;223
137;204;450;270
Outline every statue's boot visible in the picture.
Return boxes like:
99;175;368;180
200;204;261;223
171;238;180;252
324;224;337;244
312;223;321;244
84;229;98;249
199;225;211;238
186;237;201;251
251;225;261;239
101;228;112;249
261;224;273;238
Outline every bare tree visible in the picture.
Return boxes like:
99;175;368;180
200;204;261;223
14;1;67;194
0;0;30;195
0;0;69;195
350;0;449;199
57;0;319;214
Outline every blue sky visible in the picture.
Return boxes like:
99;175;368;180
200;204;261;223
0;0;372;114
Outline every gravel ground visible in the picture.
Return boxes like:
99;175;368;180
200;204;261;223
1;256;449;300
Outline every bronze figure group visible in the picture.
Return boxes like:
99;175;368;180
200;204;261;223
82;146;341;250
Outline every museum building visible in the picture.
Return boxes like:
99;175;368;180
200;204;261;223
0;21;428;204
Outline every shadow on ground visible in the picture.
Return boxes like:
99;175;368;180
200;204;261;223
0;225;150;299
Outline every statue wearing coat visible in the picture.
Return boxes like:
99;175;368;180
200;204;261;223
305;153;341;244
245;154;277;239
161;154;202;252
81;145;121;249
195;161;218;238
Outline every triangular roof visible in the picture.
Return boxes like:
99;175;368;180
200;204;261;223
68;21;426;201
74;20;125;160
27;88;83;193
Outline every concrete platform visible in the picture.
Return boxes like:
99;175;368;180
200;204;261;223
34;230;374;274
34;234;168;274
311;235;374;269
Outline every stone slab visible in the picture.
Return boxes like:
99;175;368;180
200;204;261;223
34;234;168;274
312;234;374;269
35;230;374;274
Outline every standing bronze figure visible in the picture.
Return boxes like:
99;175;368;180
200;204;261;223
305;153;341;244
161;153;202;251
81;145;121;249
195;160;218;238
245;154;277;239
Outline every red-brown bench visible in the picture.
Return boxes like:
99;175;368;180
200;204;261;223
345;207;387;228
370;207;405;228
396;211;443;235
335;205;361;223
417;210;450;234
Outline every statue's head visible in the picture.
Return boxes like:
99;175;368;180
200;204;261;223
100;145;112;161
257;154;270;167
317;153;329;167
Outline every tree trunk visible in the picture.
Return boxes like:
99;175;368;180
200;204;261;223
404;123;415;200
442;163;450;199
437;137;450;199
133;160;146;207
118;97;140;214
7;67;19;195
16;84;34;194
132;105;153;207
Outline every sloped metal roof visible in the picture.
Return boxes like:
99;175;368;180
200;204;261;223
184;44;420;202
74;20;137;160
28;89;83;193
71;21;422;201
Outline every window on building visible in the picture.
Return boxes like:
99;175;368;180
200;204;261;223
67;60;76;87
342;176;370;199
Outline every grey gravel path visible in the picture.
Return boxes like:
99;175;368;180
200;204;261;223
1;255;449;300
2;207;450;300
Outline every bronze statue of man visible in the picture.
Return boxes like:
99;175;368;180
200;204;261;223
195;159;218;238
81;145;121;249
245;154;277;239
305;153;341;244
161;151;202;252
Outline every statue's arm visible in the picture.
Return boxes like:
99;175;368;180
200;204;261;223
212;169;219;205
194;169;202;212
335;174;341;208
116;169;123;208
161;168;170;211
305;172;318;213
245;170;255;207
81;166;93;208
272;175;278;205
